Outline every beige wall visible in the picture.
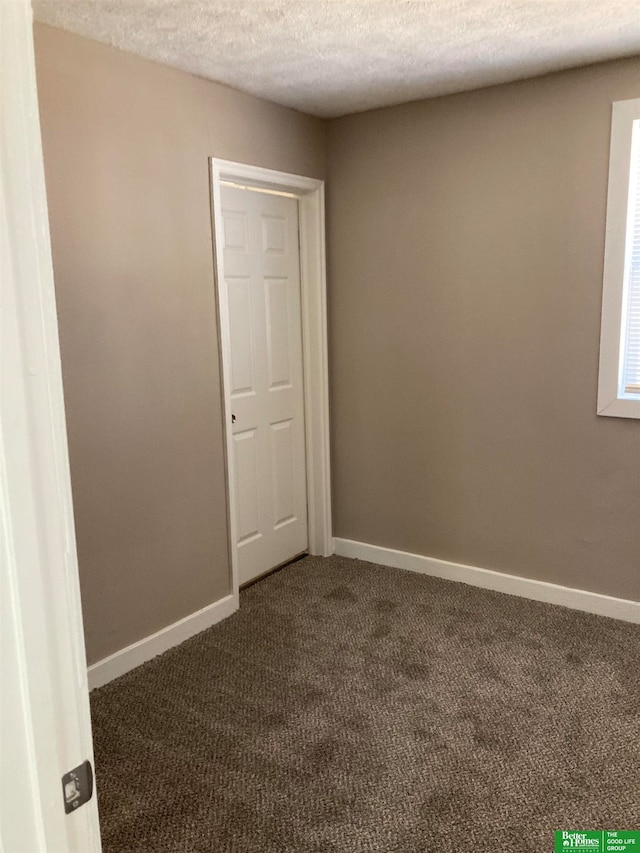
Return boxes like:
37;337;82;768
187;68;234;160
34;23;326;664
328;59;640;602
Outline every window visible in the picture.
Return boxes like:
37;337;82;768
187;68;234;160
597;97;640;419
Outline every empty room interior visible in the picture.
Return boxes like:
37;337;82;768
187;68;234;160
22;0;640;850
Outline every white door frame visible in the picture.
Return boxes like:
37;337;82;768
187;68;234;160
1;1;101;850
210;159;333;599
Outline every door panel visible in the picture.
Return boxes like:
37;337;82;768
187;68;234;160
265;277;291;388
221;185;308;584
232;429;261;545
227;276;255;396
271;418;296;527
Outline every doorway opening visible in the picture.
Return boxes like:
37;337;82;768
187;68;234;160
210;159;332;601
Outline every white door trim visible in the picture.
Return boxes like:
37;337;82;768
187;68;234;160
210;159;332;598
1;1;101;849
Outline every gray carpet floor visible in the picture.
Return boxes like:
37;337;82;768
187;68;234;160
91;555;640;852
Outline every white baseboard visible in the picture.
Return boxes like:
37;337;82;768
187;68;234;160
334;538;640;624
88;593;238;690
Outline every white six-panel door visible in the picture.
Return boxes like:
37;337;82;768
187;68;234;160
220;184;308;585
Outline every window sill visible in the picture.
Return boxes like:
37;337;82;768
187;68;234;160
597;395;640;419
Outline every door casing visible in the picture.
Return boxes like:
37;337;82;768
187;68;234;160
210;159;333;601
1;1;101;849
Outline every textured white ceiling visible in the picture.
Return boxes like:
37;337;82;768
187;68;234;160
33;1;640;118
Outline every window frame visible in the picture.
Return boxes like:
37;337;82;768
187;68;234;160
597;97;640;420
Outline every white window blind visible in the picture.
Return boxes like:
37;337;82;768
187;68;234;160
621;119;640;396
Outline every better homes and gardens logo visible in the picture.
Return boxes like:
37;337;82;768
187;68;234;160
557;832;602;850
554;831;640;852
